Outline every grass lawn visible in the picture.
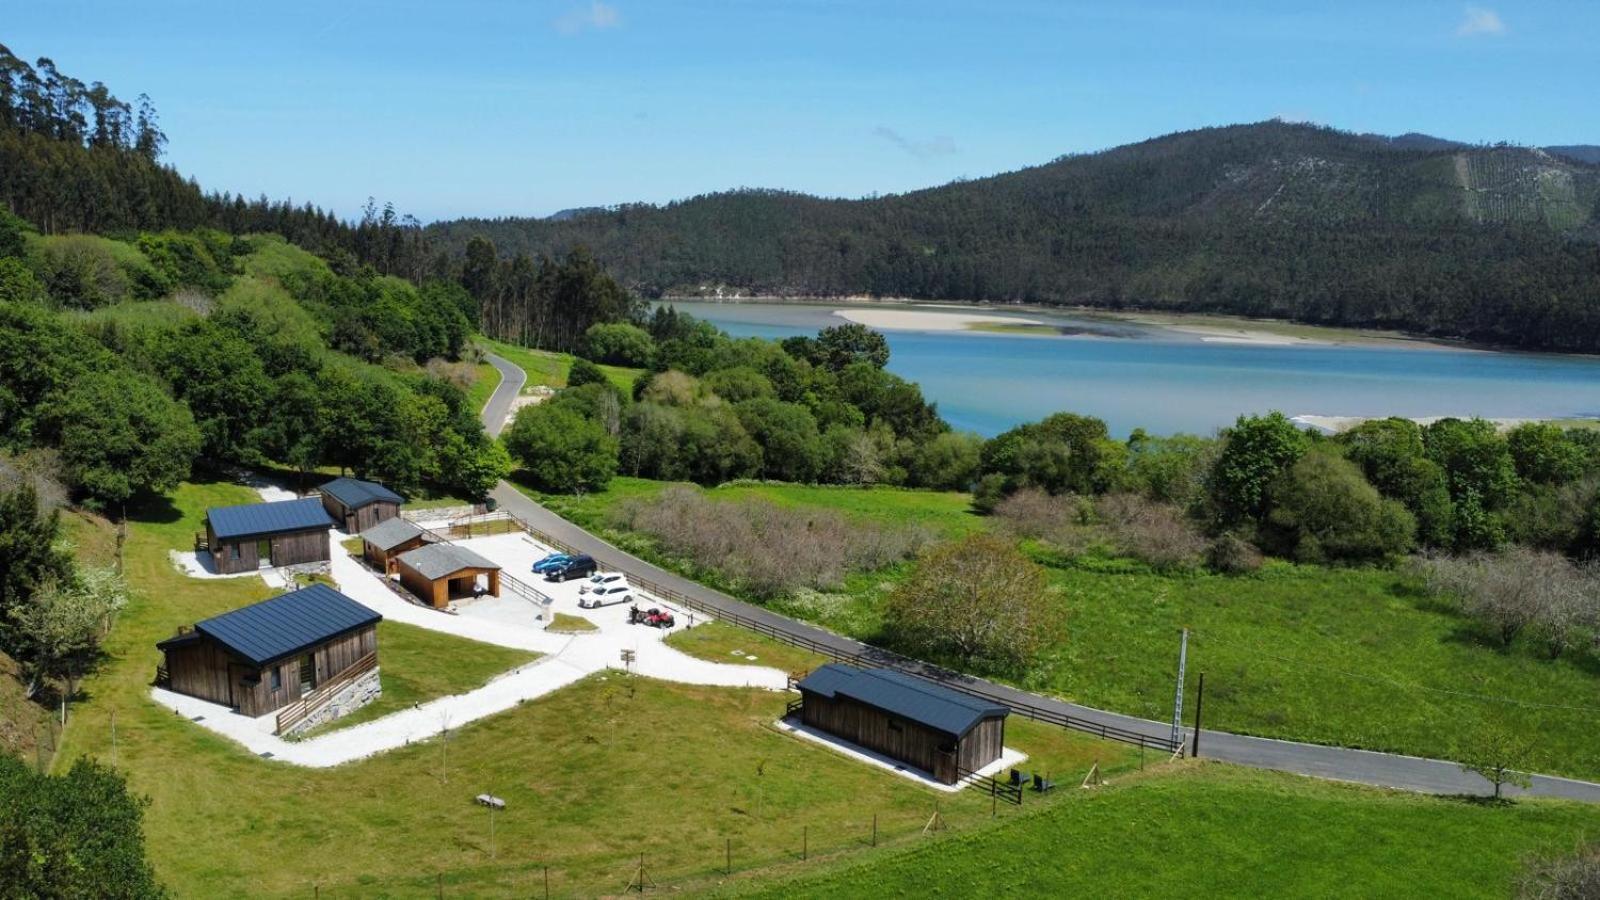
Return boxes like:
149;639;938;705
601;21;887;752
668;620;829;676
50;477;1138;896
480;337;643;395
727;763;1600;899
517;477;1600;780
296;620;539;738
464;361;502;413
546;612;598;634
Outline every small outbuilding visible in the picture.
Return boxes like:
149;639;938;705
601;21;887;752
360;517;429;574
156;584;381;721
319;476;404;534
204;497;334;575
395;543;501;608
793;664;1009;784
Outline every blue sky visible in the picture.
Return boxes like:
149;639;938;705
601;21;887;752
5;1;1595;221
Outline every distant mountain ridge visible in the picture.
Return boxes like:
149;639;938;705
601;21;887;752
430;121;1600;352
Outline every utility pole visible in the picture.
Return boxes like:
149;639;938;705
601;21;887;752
1171;628;1188;751
1191;672;1206;758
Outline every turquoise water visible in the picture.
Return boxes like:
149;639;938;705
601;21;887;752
668;301;1600;437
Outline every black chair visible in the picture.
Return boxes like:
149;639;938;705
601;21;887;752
1009;768;1028;787
1032;773;1056;793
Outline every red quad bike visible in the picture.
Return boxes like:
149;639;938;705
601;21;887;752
629;605;675;628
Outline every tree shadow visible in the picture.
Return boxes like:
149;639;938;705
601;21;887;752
123;490;182;526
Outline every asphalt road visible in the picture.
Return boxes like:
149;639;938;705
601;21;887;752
482;352;1600;803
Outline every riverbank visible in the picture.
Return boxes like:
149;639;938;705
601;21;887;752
1295;414;1600;434
664;295;1460;351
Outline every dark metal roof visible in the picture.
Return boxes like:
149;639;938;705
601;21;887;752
396;543;500;580
319;477;404;510
359;517;425;551
797;664;1008;737
187;584;381;668
207;497;333;541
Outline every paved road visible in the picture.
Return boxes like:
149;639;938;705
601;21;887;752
482;352;1600;803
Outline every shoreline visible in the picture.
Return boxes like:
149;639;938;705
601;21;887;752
1293;415;1600;434
661;295;1467;352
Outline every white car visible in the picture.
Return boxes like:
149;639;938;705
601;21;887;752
579;583;634;608
578;571;628;594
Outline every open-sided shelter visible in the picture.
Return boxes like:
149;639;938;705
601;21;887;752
793;664;1009;784
319;476;404;534
156;584;380;718
204;497;333;575
395;543;501;607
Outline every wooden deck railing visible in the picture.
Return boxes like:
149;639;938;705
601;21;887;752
274;651;378;735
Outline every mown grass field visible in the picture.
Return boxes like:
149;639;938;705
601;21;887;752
521;477;1600;780
479;337;642;395
296;620;539;737
727;763;1600;899
51;478;1137;896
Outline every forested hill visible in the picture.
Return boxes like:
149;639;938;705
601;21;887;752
430;121;1600;353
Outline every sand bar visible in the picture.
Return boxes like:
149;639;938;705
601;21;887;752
834;307;1043;332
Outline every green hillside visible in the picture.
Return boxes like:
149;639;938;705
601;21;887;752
431;121;1600;352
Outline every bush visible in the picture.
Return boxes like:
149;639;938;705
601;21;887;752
1518;842;1600;899
582;322;654;367
0;755;163;898
1207;531;1264;574
1417;549;1599;655
1265;450;1416;563
884;534;1056;674
567;357;609;388
611;486;930;598
992;488;1095;555
1208;411;1309;525
1095;493;1209;572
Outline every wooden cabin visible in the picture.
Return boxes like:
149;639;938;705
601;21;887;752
319;476;404;534
793;664;1009;784
204;498;334;575
395;543;501;608
155;584;381;718
360;517;429;573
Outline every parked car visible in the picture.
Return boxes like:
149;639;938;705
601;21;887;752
578;571;628;594
544;554;597;582
579;583;634;608
531;552;572;574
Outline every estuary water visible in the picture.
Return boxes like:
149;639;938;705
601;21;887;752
667;301;1600;438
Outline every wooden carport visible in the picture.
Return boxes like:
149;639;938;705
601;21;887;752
395;543;501;608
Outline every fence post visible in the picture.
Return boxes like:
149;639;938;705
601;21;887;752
803;825;808;861
726;837;731;875
872;813;877;847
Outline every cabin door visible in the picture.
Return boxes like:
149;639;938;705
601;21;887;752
298;654;316;694
256;539;272;568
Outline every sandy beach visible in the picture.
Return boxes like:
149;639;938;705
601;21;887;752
834;307;1043;332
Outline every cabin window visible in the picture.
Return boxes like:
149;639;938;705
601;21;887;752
888;719;903;733
229;544;240;560
270;666;281;691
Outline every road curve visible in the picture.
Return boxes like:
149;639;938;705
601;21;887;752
480;352;1600;803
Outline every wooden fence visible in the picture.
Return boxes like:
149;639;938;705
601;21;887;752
275;651;378;735
492;510;1182;755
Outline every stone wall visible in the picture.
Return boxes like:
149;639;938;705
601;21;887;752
284;667;382;737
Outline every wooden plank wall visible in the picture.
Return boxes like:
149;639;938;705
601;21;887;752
270;529;330;567
165;625;378;717
801;692;963;783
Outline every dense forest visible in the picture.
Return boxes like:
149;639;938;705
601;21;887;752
432;121;1600;353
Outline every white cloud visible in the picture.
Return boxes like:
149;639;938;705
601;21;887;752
555;1;622;35
872;126;958;160
1455;6;1506;37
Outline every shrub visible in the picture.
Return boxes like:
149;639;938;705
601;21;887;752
1208;411;1309;525
884;534;1056;674
582;322;655;367
1265;449;1416;563
1095;493;1209;572
567;357;609;388
611;486;929;598
503;403;618;493
1417;549;1600;655
1518;842;1600;899
992;488;1095;556
1207;531;1264;574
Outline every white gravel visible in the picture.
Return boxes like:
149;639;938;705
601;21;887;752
150;520;787;767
